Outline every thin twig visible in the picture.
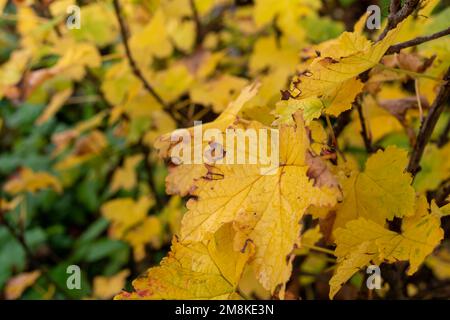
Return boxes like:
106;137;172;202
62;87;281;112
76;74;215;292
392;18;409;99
415;79;424;122
333;109;352;139
407;67;450;176
386;27;450;55
112;0;168;110
325;114;346;161
377;0;420;42
355;98;374;153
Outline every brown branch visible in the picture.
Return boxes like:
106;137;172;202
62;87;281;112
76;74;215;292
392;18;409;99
112;0;168;110
378;0;420;42
333;109;352;139
434;179;450;207
407;67;450;176
386;27;450;55
355;98;374;153
389;0;401;15
189;0;203;46
35;0;63;37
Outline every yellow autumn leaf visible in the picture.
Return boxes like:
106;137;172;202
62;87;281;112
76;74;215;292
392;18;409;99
4;168;62;194
332;146;415;230
124;216;162;261
249;36;298;75
414;143;450;192
253;0;319;41
378;199;448;275
142;110;177;147
54;130;108;171
309;120;328;155
50;40;102;81
339;95;403;147
316;26;371;59
69;2;118;47
101;196;154;239
115;223;252;300
167;19;195;53
0;50;30;99
330;196;448;299
93;270;130;300
5;270;41;300
154;82;260;196
36;88;73;125
183;50;224;81
0;196;22;212
426;248;450;280
288;23;404;118
329;241;375;299
0;0;6;13
16;5;53;55
181;113;340;295
101;60;142;106
110;154;143;193
148;63;194;103
274;97;323;125
52;111;108;156
238;265;271;300
129;9;173;67
295;225;323;256
190;75;248;113
243;69;291;121
159;196;185;236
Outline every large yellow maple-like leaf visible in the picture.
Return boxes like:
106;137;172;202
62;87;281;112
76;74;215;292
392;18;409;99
180;113;340;295
329;197;448;299
332;146;415;230
154;82;260;196
115;224;252;300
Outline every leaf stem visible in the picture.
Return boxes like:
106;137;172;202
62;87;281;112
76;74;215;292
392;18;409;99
299;244;336;256
376;64;445;82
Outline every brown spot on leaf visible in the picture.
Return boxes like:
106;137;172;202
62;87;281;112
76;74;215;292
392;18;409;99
305;151;339;189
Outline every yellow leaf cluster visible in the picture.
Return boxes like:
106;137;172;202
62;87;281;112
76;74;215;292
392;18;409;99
4;168;62;194
330;197;449;298
101;196;161;261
